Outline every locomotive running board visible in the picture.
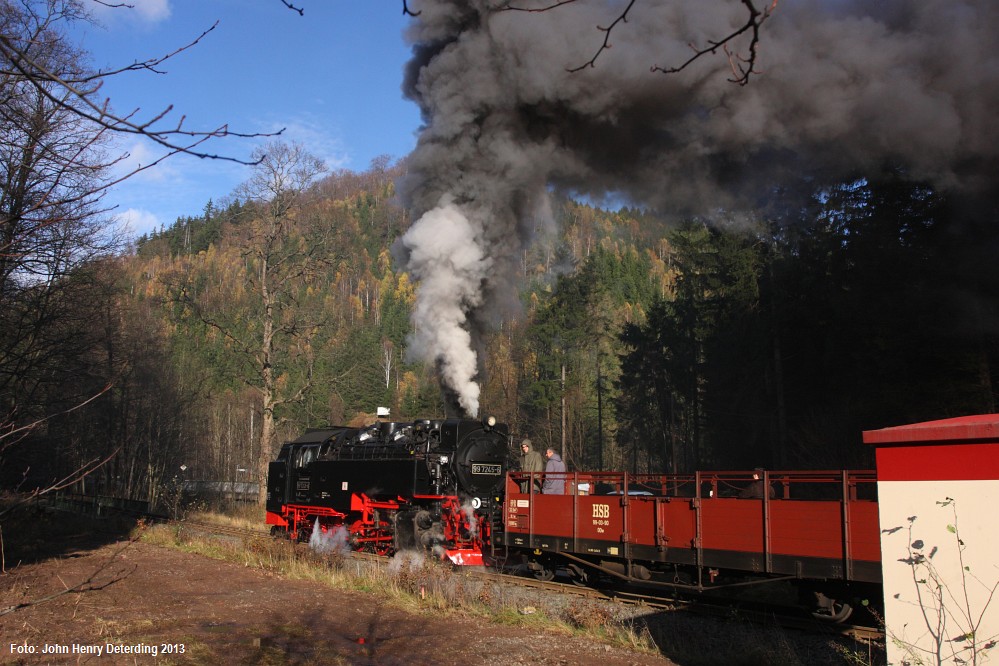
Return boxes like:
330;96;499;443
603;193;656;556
557;552;799;592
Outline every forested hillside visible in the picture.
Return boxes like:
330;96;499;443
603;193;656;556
6;135;998;509
120;159;999;500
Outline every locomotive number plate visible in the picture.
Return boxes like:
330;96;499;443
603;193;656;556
471;463;502;475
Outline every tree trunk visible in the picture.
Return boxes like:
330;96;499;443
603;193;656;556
257;252;275;506
257;394;274;507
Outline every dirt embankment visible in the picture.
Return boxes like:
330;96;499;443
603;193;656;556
0;515;671;665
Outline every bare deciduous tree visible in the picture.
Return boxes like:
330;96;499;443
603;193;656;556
1;0;273;473
381;339;394;389
168;142;333;504
0;1;124;480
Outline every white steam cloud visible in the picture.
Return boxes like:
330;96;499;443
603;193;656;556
398;197;491;416
309;519;350;555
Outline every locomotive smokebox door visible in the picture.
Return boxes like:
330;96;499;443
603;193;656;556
449;421;509;498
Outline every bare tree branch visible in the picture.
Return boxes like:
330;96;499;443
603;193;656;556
278;0;305;17
1;385;113;452
0;10;282;166
498;0;777;84
500;0;637;73
0;447;120;522
653;0;777;85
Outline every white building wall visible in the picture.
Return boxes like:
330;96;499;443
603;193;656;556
878;479;999;665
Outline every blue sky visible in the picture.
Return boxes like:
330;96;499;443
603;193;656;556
75;1;422;238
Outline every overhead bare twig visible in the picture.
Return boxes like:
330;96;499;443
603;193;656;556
278;0;305;16
498;0;777;84
0;17;282;166
653;0;777;85
0;385;114;452
0;447;121;522
501;0;638;73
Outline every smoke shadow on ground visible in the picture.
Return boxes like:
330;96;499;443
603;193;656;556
217;604;450;666
0;501;140;568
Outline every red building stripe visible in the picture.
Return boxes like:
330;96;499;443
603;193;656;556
874;442;999;481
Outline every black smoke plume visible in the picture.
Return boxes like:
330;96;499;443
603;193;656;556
394;0;999;414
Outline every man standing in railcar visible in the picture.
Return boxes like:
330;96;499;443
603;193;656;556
542;447;566;494
519;439;545;493
739;468;775;499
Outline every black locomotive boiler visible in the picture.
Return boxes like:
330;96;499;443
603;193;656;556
266;417;510;565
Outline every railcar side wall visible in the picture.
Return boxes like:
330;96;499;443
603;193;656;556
503;471;881;584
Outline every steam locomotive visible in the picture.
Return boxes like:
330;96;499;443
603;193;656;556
265;417;510;565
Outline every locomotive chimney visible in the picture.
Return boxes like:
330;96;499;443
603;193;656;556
441;384;465;418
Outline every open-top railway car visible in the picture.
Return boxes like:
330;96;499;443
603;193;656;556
266;417;510;565
503;468;881;622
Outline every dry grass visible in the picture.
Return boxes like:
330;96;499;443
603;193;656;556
184;505;268;532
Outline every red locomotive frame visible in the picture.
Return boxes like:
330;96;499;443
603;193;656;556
268;492;493;564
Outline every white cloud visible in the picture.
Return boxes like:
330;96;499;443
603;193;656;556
257;113;351;171
133;0;171;24
117;208;161;238
84;0;171;26
115;141;180;183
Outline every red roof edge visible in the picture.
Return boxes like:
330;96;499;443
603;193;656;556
862;414;999;446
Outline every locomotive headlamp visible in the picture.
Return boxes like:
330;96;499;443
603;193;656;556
471;497;482;509
483;415;497;430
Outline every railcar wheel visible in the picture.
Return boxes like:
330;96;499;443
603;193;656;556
531;564;555;582
567;563;589;587
811;592;853;623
